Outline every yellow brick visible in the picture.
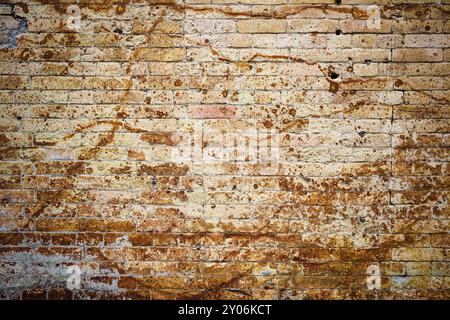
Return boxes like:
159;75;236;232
237;19;286;33
133;48;185;61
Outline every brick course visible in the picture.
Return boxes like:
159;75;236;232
0;0;449;300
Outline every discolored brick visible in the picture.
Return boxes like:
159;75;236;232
0;0;448;301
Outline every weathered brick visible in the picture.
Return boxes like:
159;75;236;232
0;0;448;301
237;19;287;33
133;48;185;61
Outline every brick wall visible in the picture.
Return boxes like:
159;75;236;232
0;0;449;300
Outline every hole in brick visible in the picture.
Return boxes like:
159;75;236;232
113;28;123;34
330;72;339;80
425;25;430;31
335;29;342;35
358;131;366;137
365;59;372;65
335;0;342;4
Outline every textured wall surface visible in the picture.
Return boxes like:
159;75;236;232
0;0;449;300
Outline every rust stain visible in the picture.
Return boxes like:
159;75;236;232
33;0;447;19
146;14;166;33
115;5;126;15
140;132;181;146
17;3;29;14
281;119;310;132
